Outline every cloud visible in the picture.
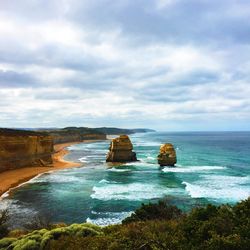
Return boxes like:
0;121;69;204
0;70;39;88
0;0;249;130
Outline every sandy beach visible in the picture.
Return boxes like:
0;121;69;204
0;141;82;197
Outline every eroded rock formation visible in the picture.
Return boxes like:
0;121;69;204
157;143;177;166
0;129;53;172
106;135;137;162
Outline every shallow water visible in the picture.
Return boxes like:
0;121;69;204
1;132;250;227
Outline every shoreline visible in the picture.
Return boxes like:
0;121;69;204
0;141;92;198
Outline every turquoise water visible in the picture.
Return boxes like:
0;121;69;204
1;132;250;227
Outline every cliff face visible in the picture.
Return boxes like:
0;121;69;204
0;129;53;172
106;135;137;162
157;143;177;166
82;134;107;140
50;134;82;144
50;132;107;144
93;127;156;135
46;127;107;144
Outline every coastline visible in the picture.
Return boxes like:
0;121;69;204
0;141;83;198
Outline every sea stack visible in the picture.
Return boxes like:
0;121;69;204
106;135;137;162
157;143;177;166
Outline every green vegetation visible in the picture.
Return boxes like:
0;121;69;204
122;200;182;223
93;127;155;134
56;127;105;135
1;198;250;249
0;128;49;136
0;223;101;250
0;126;155;138
0;210;9;239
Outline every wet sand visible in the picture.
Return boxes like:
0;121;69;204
0;141;82;197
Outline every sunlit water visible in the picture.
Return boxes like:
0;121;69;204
1;132;250;228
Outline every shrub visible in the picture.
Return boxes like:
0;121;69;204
0;237;16;249
122;200;183;224
12;238;40;250
0;209;9;239
1;198;250;249
0;223;103;250
8;229;28;238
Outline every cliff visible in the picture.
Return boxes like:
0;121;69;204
46;127;107;144
0;129;53;172
106;135;137;162
94;127;156;135
0;127;107;173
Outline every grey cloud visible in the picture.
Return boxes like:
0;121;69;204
0;70;38;88
0;43;106;73
4;0;249;47
67;0;250;46
0;0;63;21
173;70;220;86
134;70;220;102
0;0;250;129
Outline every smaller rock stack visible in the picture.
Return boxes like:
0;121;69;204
106;135;137;162
157;143;177;166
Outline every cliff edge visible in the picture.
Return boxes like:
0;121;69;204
0;129;53;172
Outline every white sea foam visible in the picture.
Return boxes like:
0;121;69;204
86;217;122;226
91;183;174;201
99;179;118;184
201;175;250;186
29;173;81;184
86;211;133;226
67;144;83;151
134;141;159;147
79;157;88;162
125;160;156;168
91;211;133;216
183;175;250;201
147;156;155;160
162;165;226;173
107;168;131;172
0;172;47;199
67;141;107;151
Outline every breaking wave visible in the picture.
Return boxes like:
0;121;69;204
86;211;133;226
162;165;226;173
107;168;132;172
183;175;250;202
91;183;174;201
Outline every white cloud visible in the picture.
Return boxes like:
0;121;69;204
0;0;249;130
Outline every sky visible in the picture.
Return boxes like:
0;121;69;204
0;0;250;131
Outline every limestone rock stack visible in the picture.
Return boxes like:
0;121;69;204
106;135;137;162
157;143;177;166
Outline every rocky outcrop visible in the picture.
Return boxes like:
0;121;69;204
0;129;53;172
157;143;177;166
106;135;137;162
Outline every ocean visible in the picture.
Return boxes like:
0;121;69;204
1;132;250;228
